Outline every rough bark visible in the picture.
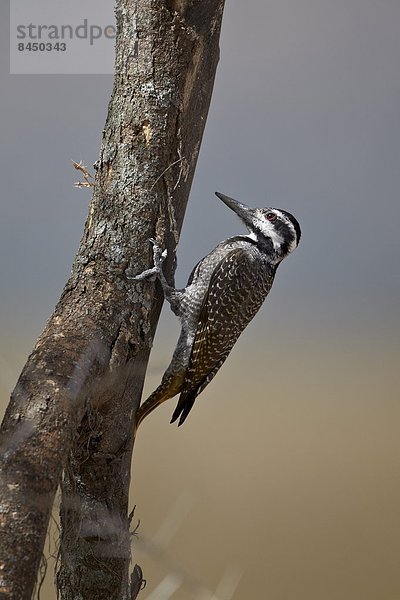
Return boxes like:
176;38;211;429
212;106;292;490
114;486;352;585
0;1;225;598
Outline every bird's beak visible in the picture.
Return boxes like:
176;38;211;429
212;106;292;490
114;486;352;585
215;192;255;225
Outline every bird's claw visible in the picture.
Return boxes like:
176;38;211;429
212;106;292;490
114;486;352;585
128;238;167;281
148;238;168;270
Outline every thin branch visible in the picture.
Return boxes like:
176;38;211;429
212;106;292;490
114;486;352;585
72;159;95;188
150;157;184;191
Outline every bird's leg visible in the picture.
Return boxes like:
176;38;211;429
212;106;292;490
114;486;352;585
129;239;183;315
130;238;168;284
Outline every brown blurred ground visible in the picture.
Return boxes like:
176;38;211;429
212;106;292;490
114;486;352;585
2;322;399;599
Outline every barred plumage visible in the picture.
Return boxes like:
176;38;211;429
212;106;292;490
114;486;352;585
133;192;301;428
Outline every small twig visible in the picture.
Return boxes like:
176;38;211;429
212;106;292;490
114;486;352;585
72;160;95;188
172;146;184;192
150;157;183;191
34;553;48;600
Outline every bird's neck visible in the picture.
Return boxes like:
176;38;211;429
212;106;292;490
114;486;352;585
245;232;285;264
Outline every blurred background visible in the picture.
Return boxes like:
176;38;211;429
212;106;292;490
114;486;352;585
1;1;400;598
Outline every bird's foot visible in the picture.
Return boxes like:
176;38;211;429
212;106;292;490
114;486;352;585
129;238;168;281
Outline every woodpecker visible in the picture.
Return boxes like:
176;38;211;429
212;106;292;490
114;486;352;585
134;192;301;428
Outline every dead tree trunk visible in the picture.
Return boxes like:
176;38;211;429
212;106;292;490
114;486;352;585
0;1;225;598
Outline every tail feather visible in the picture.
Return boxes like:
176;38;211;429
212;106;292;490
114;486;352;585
170;360;226;426
135;372;183;431
170;391;197;426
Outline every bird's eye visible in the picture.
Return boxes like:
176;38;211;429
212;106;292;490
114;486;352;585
266;212;277;222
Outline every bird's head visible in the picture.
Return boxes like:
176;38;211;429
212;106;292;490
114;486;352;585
215;192;301;260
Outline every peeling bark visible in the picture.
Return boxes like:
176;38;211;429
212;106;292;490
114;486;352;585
0;1;225;598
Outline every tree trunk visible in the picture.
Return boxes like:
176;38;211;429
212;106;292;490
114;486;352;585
0;1;225;598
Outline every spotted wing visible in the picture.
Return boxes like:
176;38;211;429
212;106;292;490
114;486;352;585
170;248;275;425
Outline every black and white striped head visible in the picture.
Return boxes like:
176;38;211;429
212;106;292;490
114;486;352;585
215;192;301;260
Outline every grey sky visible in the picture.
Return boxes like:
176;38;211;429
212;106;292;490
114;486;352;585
1;0;399;341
